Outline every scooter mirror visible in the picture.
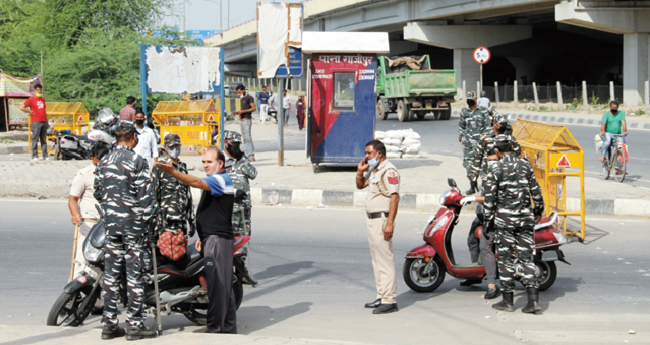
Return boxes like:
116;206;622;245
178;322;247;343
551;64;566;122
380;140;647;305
447;178;457;188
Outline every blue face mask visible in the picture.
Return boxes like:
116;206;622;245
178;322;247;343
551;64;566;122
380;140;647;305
368;152;380;168
488;161;497;169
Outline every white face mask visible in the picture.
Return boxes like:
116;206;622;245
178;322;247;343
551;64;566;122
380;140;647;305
167;147;180;159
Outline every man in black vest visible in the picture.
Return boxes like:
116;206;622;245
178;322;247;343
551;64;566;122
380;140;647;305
155;147;237;333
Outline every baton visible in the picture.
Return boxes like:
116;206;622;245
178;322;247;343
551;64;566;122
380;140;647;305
69;222;80;282
150;241;163;336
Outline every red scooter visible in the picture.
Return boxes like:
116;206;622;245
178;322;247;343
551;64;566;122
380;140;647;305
403;178;570;293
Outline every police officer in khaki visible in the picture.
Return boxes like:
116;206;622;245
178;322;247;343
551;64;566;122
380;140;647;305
356;139;400;314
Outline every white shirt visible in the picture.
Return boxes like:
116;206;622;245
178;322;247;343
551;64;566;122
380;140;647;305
134;126;159;169
283;95;291;109
478;97;491;109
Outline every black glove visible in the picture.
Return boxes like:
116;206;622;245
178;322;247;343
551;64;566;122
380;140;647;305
466;180;478;195
188;224;196;238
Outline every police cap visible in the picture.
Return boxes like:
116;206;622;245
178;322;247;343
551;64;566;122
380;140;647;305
493;113;509;125
116;120;138;135
494;134;512;146
224;130;242;143
466;91;477;99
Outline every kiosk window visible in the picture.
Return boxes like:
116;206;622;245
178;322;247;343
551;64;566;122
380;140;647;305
333;72;355;110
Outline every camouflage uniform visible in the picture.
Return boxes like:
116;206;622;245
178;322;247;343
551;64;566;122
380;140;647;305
459;105;492;174
94;137;156;331
483;137;544;294
223;130;257;236
468;114;522;184
152;156;196;237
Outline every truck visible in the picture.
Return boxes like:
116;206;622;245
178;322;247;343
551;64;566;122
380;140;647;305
375;55;457;122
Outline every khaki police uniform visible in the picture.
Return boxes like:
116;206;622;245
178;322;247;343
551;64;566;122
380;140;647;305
363;160;400;305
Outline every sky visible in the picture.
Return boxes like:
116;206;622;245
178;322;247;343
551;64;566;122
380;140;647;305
161;0;303;32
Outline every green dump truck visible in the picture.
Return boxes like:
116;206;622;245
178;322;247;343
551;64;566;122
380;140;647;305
376;55;457;122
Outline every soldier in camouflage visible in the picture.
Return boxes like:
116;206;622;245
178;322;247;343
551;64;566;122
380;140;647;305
94;121;158;340
152;134;196;241
459;91;492;194
467;113;522;186
223;130;257;236
483;135;544;314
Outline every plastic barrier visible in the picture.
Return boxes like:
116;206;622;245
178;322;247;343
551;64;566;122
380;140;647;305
28;102;90;155
152;100;221;155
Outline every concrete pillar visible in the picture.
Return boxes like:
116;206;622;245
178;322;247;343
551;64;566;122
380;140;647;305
623;33;648;106
454;49;480;98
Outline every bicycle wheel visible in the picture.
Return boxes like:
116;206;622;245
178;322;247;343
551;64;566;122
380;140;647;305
614;149;627;183
603;160;611;180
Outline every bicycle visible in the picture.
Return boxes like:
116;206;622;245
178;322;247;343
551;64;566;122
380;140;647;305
601;134;627;183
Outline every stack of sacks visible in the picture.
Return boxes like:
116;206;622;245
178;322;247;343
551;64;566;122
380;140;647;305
401;129;420;159
375;129;421;159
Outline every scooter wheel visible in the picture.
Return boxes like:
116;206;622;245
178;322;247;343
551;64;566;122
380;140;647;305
536;261;557;291
46;287;97;327
403;257;446;293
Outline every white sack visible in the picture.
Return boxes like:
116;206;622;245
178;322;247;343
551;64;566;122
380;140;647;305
402;144;420;154
386;152;402;159
402;154;420;159
385;130;404;140
375;131;386;139
381;138;402;146
385;145;401;152
403;138;420;146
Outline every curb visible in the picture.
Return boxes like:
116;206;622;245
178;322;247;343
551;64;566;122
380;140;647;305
0;145;30;155
246;187;650;217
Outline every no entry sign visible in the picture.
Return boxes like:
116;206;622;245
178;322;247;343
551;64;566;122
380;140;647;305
473;46;491;64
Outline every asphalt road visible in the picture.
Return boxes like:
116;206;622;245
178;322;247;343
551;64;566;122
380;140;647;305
1;200;649;343
250;111;650;189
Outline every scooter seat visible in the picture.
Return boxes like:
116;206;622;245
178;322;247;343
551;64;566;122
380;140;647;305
62;133;89;141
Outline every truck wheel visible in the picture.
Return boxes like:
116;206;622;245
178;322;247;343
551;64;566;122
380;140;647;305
441;104;452;120
376;99;388;120
397;100;410;122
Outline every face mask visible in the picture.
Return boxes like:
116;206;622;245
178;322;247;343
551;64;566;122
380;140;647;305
167;147;180;159
467;100;476;107
136;127;143;134
367;152;380;168
611;108;618;114
135;119;145;126
35;92;42;98
496;125;507;134
488;161;497;169
227;144;244;160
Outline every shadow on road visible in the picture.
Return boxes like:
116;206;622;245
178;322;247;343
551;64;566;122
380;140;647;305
513;276;583;314
396;281;456;310
232;301;313;334
254;261;315;281
1;328;93;345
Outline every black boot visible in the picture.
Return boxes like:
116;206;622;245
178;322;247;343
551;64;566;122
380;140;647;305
492;292;515;312
125;327;157;341
101;326;125;340
522;287;541;314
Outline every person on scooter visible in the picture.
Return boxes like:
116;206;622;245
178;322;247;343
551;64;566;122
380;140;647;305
460;148;500;299
356;140;401;314
94;120;158;340
483;136;544;314
459;91;492;195
69;145;109;315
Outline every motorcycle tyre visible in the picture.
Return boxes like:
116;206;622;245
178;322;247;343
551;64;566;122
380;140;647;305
46;287;98;327
403;257;446;293
536;260;557;291
182;278;244;326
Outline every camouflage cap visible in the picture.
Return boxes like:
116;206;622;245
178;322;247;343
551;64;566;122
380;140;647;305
116;120;138;135
224;130;242;143
493;113;509;124
466;91;477;99
164;133;181;146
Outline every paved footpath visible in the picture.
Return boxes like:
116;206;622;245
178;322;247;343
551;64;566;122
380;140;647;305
1;116;649;217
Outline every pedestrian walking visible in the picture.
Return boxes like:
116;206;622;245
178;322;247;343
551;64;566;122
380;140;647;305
20;83;49;161
232;85;256;162
223;130;257;236
296;96;306;130
94;121;157;340
459;91;491;194
257;86;270;124
155;147;237;333
356;139;400;314
483;135;544;314
68;144;109;315
282;89;291;126
133;110;159;169
152;134;196;257
119;96;137;121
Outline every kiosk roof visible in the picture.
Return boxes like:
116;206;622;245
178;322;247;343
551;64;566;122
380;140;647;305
302;32;390;54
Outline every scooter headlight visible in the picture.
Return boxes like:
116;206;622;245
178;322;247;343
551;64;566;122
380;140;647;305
83;243;104;263
439;190;451;205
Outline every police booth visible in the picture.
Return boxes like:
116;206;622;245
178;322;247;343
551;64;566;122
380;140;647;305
302;32;390;172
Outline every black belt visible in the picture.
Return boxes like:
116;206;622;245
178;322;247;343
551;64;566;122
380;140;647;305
367;212;388;219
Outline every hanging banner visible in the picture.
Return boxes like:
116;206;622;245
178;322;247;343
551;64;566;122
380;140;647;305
8;98;28;125
0;73;41;97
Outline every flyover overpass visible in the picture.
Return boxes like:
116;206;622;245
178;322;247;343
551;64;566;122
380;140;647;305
206;0;650;105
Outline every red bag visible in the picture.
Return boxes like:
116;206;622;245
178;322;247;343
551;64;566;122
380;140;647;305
157;229;187;261
618;142;629;163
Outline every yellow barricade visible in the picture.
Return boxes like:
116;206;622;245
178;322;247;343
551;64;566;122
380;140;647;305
512;119;585;241
28;102;90;155
152;100;221;156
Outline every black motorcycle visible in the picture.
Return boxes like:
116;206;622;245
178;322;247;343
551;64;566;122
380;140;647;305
46;214;251;327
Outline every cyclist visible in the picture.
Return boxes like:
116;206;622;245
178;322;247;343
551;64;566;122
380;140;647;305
600;100;627;174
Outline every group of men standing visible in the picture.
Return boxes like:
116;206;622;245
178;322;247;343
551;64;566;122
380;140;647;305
458;90;544;313
68;110;257;339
